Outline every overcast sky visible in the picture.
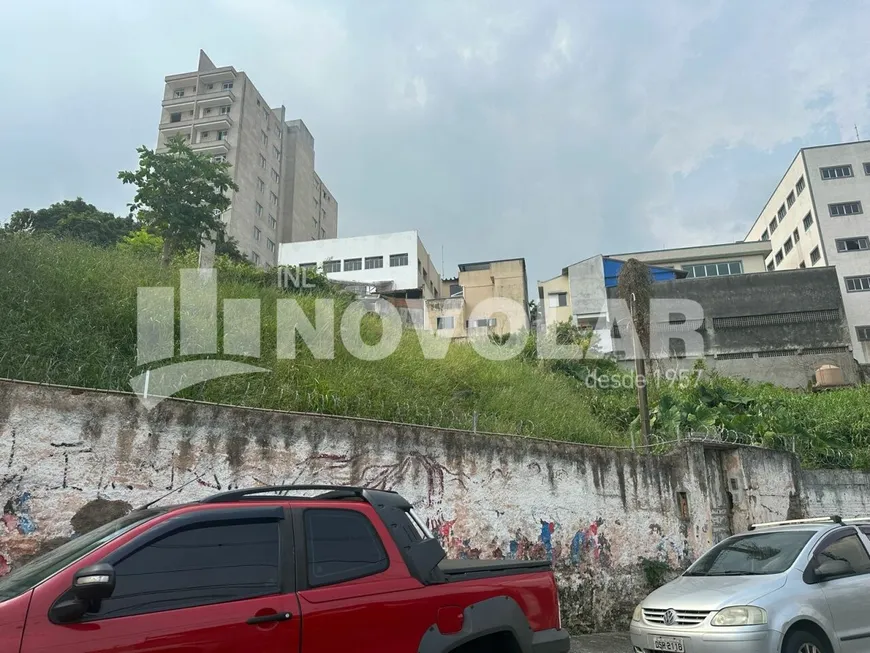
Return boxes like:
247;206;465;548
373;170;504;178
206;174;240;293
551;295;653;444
3;0;869;289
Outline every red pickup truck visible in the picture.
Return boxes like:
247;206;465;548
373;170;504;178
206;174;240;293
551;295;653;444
0;485;570;653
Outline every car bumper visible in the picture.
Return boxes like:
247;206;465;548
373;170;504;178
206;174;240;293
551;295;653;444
630;622;781;653
532;628;571;653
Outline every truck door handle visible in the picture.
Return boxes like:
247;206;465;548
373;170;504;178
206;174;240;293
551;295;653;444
247;612;292;625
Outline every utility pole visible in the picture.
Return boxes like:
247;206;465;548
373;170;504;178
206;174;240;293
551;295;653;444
630;293;651;448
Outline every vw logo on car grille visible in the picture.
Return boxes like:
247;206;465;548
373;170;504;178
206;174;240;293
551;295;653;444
663;609;678;626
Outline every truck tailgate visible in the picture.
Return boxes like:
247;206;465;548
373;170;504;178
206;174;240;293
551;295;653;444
439;558;552;581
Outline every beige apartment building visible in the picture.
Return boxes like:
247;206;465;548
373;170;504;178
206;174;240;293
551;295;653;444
156;51;337;267
744;141;870;364
427;258;530;339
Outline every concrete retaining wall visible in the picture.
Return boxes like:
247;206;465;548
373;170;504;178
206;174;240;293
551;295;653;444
0;380;866;632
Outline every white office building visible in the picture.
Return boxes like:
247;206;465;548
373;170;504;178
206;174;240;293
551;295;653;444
277;230;442;299
745;140;870;363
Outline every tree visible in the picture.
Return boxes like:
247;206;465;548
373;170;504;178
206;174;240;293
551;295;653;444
617;258;654;447
214;230;248;264
118;134;238;266
6;198;134;247
528;300;539;326
553;321;599;359
118;227;164;257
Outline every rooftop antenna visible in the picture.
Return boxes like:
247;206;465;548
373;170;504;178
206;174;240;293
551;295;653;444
856;124;861;141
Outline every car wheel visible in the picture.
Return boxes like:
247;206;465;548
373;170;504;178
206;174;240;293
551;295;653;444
784;630;829;653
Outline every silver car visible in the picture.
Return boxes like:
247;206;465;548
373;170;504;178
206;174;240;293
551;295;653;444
630;516;870;653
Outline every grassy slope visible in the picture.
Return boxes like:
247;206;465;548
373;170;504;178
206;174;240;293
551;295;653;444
0;236;624;445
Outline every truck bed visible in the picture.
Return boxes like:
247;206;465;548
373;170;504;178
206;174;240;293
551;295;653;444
438;558;552;581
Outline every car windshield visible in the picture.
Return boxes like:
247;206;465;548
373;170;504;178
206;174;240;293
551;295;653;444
0;509;162;602
684;530;815;577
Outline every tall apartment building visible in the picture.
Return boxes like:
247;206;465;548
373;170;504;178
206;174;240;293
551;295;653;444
745;141;870;363
156;51;337;267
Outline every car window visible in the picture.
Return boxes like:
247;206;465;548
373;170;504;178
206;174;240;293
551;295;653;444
685;530;814;576
90;519;281;620
0;509;162;602
816;534;870;575
304;509;388;587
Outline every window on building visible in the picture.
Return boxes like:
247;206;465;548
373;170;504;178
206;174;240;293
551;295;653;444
820;165;853;180
786;191;796;208
365;256;384;270
323;260;341;273
220;105;231;115
810;247;821;265
845;276;870;292
87;519;280;619
864;163;870;176
783;237;793;255
467;318;497;328
259;154;267;169
270;192;278;207
271;169;279;184
830;202;863;216
201;131;210;140
255;202;263;218
796;176;806;195
269;215;277;229
837;237;870;252
222;81;233;90
304;509;388;587
799;262;806;269
389;253;409;267
266;239;275;253
793;228;800;243
169;112;182;123
252;251;261;265
203;108;213;116
760;229;769;241
775;249;784;264
173;89;185;98
684;261;744;278
261;130;268;146
778;204;787;221
254;227;261;242
548;292;568;307
767;261;775;271
213;155;227;163
217;130;227;141
436;316;455;330
803;212;814;230
263;106;269;119
769;218;778;234
206;83;214;91
857;326;870;342
257;178;265;193
274;146;281;160
344;258;362;271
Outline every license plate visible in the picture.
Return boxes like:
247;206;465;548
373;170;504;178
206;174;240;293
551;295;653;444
653;636;685;652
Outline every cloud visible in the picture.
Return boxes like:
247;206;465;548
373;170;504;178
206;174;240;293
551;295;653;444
2;0;869;292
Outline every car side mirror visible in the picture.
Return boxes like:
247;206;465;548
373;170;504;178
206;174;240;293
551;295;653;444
814;558;852;581
49;563;116;624
72;563;116;602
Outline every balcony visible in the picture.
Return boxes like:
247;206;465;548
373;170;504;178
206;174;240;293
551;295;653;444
161;88;235;111
159;116;194;134
195;115;233;131
190;139;230;156
197;88;236;108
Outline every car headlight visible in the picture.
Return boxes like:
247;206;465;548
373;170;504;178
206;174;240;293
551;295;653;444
711;606;767;626
632;605;643;622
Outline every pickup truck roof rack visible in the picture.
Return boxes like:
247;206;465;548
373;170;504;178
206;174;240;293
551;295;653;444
200;484;402;505
748;515;870;530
